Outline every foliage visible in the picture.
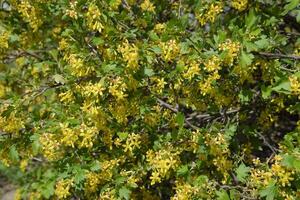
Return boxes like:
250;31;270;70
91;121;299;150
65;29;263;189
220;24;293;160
0;0;300;199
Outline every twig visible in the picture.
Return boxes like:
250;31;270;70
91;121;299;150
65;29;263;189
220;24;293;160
156;98;178;112
256;131;278;154
32;157;43;162
186;37;202;55
280;65;297;72
156;98;198;130
84;37;102;63
258;52;300;60
186;108;240;121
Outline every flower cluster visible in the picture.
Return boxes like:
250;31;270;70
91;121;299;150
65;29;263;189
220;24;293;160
289;75;300;98
118;40;139;71
55;178;74;199
17;0;42;32
123;133;142;154
146;147;180;185
218;39;241;65
159;39;180;61
86;3;104;32
0;30;10;50
231;0;248;11
196;3;223;26
141;0;155;13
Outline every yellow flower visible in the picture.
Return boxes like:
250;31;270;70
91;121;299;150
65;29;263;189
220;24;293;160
17;0;42;32
66;1;78;19
231;0;248;11
59;90;74;103
20;159;28;172
146;148;180;184
78;123;98;148
182;60;200;80
218;39;240;65
86;3;104;32
60;123;78;148
55;178;74;199
109;77;128;101
0;84;7;98
141;0;155;12
204;56;221;72
0;31;10;49
39;133;61;161
289;75;300;98
80;81;105;99
85;172;101;193
160;40;180;61
151;77;166;94
66;54;93;77
196;3;223;26
118;40;139;71
123;133;141;153
150;170;161;185
154;23;166;34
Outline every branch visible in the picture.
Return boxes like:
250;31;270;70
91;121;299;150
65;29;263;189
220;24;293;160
256;131;278;154
156;98;198;130
258;52;300;60
186;108;240;121
156;98;178;113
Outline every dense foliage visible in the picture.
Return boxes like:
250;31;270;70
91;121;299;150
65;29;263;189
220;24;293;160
1;0;300;199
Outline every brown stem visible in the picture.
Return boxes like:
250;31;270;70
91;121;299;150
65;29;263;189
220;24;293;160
258;52;300;60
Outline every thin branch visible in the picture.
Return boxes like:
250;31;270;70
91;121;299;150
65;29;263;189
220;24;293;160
156;98;198;130
256;131;278;154
186;108;240;121
186;37;202;55
258;52;300;60
156;98;178;112
32;157;43;162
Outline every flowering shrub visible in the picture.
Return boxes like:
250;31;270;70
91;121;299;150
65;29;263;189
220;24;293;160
1;0;300;199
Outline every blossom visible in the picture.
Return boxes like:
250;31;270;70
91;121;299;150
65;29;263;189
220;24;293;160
141;0;155;12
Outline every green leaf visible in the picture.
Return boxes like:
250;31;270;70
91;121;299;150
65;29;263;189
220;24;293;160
216;189;230;200
259;181;278;200
244;41;258;52
92;37;104;46
90;161;101;171
9;145;19;162
271;80;291;94
119;186;131;200
225;124;237;139
74;168;86;184
254;37;269;49
49;50;58;61
176;112;185;128
282;0;300;15
144;68;154;77
177;165;189;176
261;85;272;99
41;181;55;199
150;46;162;54
115;176;126;185
282;154;300;171
245;9;257;29
30;134;41;155
117;132;128;140
236;163;250;182
194;175;208;186
52;74;66;84
239;51;254;68
102;63;117;73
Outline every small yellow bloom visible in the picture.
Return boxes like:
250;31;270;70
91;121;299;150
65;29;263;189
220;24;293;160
150;170;161;185
141;0;155;12
55;178;74;199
